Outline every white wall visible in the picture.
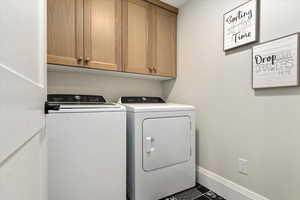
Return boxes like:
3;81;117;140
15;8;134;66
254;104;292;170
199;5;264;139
163;0;300;200
48;69;163;102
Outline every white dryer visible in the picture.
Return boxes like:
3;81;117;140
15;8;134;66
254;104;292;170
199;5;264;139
120;97;196;200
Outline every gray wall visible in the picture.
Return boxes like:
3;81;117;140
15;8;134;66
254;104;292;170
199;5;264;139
163;0;300;199
48;70;163;102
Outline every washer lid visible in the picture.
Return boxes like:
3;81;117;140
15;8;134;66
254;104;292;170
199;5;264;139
123;103;195;113
46;104;126;114
46;94;126;113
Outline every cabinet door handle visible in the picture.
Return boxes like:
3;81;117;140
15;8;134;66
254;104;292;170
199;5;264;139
85;57;91;64
77;57;83;64
147;67;153;73
152;67;157;74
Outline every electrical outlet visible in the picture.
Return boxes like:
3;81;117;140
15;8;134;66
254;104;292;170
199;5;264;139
238;158;248;175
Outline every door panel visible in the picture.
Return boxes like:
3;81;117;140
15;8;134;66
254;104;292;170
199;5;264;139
0;0;45;83
0;132;47;200
123;0;153;75
0;0;46;166
0;0;46;199
143;117;191;171
84;0;122;71
0;67;44;163
155;7;177;77
48;0;84;66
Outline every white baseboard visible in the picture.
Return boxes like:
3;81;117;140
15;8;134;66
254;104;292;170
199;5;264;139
197;166;270;200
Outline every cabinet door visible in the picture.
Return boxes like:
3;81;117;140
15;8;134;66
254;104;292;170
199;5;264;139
123;0;153;75
84;0;122;71
47;0;84;66
155;7;177;77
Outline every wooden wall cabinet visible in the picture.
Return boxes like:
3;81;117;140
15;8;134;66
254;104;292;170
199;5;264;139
48;0;177;77
48;0;122;71
122;1;177;77
84;0;122;71
154;7;177;77
47;0;84;67
123;0;153;75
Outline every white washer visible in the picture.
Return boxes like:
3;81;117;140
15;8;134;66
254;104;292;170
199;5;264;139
46;94;126;200
120;97;196;200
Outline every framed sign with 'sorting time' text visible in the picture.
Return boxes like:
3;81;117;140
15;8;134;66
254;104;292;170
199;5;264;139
224;0;259;51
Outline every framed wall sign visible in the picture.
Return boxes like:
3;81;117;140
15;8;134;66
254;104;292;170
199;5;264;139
223;0;259;51
252;33;300;89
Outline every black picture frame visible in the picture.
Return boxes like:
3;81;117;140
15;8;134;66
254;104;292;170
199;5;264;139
223;0;259;51
252;33;300;89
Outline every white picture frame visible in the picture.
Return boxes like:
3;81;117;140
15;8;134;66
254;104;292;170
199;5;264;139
223;0;259;51
252;33;300;89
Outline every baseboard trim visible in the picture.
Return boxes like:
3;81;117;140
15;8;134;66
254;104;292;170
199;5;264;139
197;166;270;200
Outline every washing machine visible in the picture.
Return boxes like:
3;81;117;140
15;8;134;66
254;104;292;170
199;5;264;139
119;97;196;200
46;94;126;200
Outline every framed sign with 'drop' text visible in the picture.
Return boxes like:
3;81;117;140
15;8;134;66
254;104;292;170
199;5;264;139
252;33;300;89
224;0;259;51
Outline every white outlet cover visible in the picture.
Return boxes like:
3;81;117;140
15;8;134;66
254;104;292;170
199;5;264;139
238;158;248;175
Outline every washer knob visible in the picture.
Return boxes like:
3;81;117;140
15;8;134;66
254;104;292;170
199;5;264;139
74;95;81;101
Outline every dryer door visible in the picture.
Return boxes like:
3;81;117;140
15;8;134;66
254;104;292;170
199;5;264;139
142;116;191;171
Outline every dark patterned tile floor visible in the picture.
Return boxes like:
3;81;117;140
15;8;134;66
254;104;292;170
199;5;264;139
161;184;226;200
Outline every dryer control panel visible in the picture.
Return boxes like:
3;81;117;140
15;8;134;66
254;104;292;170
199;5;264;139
120;96;165;104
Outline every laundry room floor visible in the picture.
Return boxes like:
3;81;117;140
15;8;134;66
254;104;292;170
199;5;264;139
161;184;226;200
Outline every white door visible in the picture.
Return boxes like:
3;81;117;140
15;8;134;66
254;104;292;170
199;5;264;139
0;0;47;200
143;116;191;171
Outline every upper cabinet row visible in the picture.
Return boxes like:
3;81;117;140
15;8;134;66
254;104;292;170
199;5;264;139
47;0;177;78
